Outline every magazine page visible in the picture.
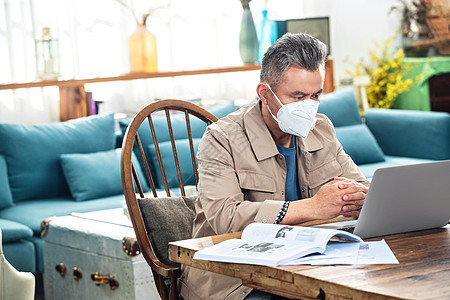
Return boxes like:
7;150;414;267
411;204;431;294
193;223;363;267
241;223;361;249
193;238;322;266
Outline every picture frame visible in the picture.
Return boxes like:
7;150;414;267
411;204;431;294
277;17;331;56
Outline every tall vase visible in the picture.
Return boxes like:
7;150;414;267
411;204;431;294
239;9;258;64
128;23;158;73
256;10;277;64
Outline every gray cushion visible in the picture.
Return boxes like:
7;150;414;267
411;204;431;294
138;196;196;267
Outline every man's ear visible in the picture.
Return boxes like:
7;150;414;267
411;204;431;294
257;82;269;105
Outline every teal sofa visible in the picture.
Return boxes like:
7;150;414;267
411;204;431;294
0;114;126;273
1;90;448;275
0;101;238;274
318;88;450;179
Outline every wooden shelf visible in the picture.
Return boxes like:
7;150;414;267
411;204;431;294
0;65;262;91
0;62;335;121
0;65;261;121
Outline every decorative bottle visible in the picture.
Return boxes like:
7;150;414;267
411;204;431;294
128;23;158;73
35;27;60;80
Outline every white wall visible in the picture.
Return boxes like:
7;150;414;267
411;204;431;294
252;0;402;86
0;0;405;122
301;0;401;85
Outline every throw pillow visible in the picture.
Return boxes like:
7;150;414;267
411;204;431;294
0;155;14;209
148;138;201;189
335;124;385;165
318;88;362;127
0;114;116;202
61;149;149;201
138;195;197;267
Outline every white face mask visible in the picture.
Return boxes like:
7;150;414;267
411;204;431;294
266;83;319;138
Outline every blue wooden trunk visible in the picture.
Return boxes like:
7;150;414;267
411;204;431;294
42;209;160;299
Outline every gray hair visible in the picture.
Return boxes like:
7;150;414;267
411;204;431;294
260;33;328;90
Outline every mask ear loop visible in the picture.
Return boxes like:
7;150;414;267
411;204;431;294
266;83;284;107
265;83;284;123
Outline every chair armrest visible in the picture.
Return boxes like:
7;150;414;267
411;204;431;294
365;108;450;160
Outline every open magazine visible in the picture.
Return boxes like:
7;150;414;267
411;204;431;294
193;223;362;266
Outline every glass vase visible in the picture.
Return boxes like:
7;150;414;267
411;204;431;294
256;10;278;64
35;27;60;80
128;23;157;73
239;9;258;65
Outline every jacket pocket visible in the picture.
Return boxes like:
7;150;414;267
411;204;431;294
237;171;276;194
308;159;343;190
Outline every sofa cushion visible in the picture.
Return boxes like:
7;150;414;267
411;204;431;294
119;101;236;188
358;156;434;179
148;138;201;188
0;219;33;243
61;149;148;201
335;124;385;165
138;195;196;268
318;87;362;127
0;156;13;209
0;195;124;234
2;240;36;273
365;108;450;160
0;114;116;202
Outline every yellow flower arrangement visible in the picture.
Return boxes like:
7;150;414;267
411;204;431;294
346;35;423;109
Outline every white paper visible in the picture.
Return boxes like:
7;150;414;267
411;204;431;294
281;240;399;266
282;241;360;265
356;240;399;264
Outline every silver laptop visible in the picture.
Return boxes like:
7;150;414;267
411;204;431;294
314;160;450;239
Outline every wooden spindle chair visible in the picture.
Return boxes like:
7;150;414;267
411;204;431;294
120;100;218;300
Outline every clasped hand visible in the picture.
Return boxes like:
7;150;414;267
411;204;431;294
311;177;368;219
280;177;368;224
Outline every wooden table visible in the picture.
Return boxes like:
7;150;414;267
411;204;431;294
168;222;450;299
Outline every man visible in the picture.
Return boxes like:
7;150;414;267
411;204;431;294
179;33;369;300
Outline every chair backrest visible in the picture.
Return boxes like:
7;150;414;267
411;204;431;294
120;99;218;300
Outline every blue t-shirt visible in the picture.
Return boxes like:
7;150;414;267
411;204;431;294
276;138;301;201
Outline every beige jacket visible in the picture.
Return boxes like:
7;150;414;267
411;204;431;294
179;101;368;300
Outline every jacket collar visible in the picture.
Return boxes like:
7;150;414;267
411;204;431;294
243;101;324;161
243;101;278;161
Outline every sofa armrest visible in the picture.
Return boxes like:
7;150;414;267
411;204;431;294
365;108;450;160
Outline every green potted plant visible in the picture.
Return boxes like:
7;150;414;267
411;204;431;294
346;35;422;109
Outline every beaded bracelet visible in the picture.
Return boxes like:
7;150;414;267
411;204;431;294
274;201;290;224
